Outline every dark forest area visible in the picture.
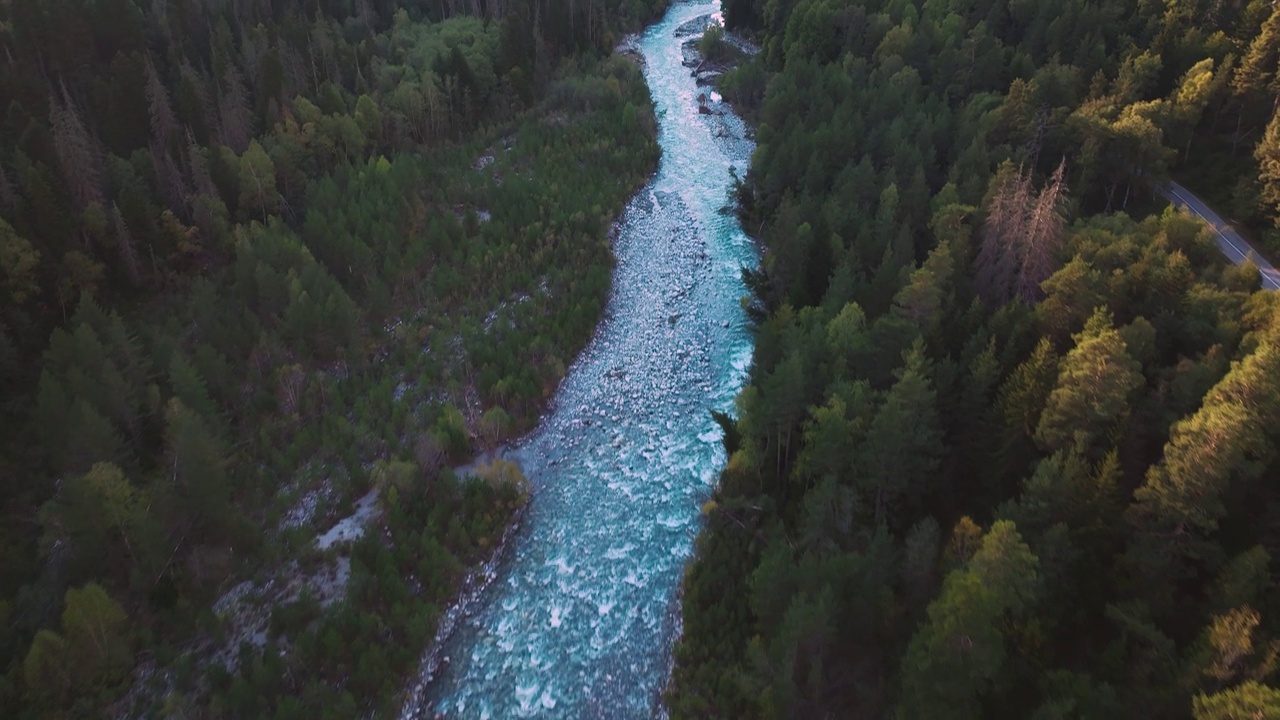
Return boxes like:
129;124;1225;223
670;0;1280;718
0;0;667;717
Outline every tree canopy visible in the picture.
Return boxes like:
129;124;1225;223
0;0;666;716
669;0;1280;717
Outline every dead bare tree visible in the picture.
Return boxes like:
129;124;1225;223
1016;159;1069;303
975;160;1071;305
974;166;1025;304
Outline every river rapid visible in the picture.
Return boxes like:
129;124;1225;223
400;2;755;717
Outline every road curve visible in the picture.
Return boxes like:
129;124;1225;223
1157;180;1280;291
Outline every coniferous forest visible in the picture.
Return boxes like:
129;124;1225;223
8;0;1280;717
0;0;667;717
669;0;1280;718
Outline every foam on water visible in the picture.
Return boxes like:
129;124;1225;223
400;2;755;717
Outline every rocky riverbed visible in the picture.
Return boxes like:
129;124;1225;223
398;2;758;718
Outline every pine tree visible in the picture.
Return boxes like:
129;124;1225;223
899;521;1040;720
22;629;71;711
23;583;133;714
237;139;278;221
1131;339;1280;537
144;57;178;148
186;128;218;198
1171;59;1217;159
1125;336;1280;606
761;352;807;483
998;338;1060;444
0;161;15;207
1035;256;1106;344
45;462;151;584
163;398;231;541
1193;682;1280;720
902;516;941;606
795;382;873;485
64;399;127;476
854;340;944;527
1255;108;1280;223
186;128;224;244
176;61;212;140
152;140;189;214
49;85;104;211
1034;308;1143;457
891;239;955;329
1233;5;1280;99
111;202;141;285
169;352;218;426
61;583;132;685
1211;547;1271;616
1196;606;1273;687
0;218;41;310
217;66;254;154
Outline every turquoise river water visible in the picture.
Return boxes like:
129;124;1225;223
400;2;755;716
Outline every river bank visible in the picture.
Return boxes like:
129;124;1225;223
105;52;663;719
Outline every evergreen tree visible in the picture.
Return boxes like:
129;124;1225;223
854;340;944;528
899;521;1041;720
1034;308;1143;458
1255;108;1280;224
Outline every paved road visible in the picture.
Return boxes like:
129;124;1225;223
1158;181;1280;291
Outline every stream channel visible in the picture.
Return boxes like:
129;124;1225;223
400;2;755;716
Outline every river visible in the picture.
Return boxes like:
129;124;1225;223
400;2;755;717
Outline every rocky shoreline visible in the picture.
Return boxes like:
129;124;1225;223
676;13;759;115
